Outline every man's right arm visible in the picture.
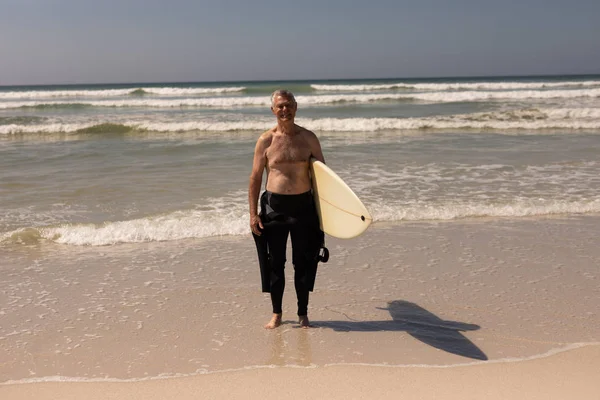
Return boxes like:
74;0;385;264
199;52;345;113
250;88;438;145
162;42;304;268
249;134;268;235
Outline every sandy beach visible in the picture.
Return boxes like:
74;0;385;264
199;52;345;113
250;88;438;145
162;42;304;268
3;0;600;395
2;344;599;400
2;216;599;399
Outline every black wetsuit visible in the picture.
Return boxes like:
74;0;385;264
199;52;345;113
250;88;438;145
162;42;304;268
252;190;326;316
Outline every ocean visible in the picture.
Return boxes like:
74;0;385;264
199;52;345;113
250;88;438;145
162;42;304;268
1;75;599;382
2;75;600;244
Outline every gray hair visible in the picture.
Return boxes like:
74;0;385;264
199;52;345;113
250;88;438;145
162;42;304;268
270;89;296;107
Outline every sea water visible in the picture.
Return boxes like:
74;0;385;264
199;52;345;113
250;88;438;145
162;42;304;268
2;75;599;244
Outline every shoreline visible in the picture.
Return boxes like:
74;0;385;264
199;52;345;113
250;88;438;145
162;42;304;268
2;341;597;386
2;344;599;400
1;216;598;394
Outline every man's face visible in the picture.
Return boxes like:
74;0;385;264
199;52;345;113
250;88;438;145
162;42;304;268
271;95;297;122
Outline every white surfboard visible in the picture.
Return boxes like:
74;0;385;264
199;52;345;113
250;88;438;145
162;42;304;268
310;159;372;239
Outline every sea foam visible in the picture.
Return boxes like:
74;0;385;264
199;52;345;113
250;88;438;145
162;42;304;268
0;87;245;100
312;80;600;92
370;199;600;223
2;108;600;135
3;197;599;246
2;88;600;110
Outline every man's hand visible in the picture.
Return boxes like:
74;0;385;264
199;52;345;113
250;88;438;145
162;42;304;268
250;214;264;236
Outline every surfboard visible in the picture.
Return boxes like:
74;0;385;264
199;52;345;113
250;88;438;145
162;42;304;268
310;159;372;239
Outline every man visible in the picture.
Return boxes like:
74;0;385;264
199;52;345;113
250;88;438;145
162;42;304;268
249;89;326;329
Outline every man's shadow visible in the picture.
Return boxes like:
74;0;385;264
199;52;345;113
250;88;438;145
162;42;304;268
315;300;487;360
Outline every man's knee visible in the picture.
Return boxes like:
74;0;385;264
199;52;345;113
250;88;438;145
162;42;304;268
270;254;287;270
292;252;314;269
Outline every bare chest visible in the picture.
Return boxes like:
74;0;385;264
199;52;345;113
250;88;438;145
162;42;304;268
266;134;311;165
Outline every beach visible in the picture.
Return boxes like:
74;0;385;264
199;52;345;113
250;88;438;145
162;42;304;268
2;217;599;398
1;76;600;398
2;346;599;400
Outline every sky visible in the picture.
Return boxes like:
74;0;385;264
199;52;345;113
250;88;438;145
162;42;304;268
1;0;599;85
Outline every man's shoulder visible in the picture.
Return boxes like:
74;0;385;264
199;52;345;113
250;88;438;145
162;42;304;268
295;125;318;139
257;128;276;144
296;126;320;145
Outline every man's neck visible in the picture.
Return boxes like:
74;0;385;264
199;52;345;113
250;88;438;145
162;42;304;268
276;120;296;135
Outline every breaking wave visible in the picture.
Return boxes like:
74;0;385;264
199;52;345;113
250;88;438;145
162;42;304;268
2;88;599;110
0;86;246;100
2;108;600;135
370;199;600;223
312;80;600;92
3;197;599;246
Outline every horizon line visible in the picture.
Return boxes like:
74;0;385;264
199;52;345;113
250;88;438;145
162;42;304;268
1;72;599;89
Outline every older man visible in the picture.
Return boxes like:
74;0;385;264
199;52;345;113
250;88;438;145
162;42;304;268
249;90;326;329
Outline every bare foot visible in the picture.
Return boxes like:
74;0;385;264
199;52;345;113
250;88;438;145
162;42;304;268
264;313;282;329
298;315;311;328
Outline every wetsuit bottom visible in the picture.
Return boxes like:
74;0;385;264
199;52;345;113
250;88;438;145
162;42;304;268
261;191;319;316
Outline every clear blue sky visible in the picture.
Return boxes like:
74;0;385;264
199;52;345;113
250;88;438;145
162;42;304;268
1;0;599;85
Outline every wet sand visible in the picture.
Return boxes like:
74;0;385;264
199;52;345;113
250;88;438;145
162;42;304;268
2;344;599;400
1;216;599;397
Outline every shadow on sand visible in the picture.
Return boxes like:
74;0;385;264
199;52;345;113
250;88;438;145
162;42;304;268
315;300;488;360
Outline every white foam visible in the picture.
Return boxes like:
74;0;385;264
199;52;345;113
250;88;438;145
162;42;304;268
407;88;600;103
313;107;600;131
8;194;251;246
312;83;416;91
3;197;599;245
41;214;247;246
134;120;272;132
2;88;599;109
140;87;245;95
301;115;600;132
0;87;245;100
370;198;600;222
300;89;600;104
345;160;600;222
0;120;273;134
312;81;600;92
0;96;268;109
0;89;135;99
2;108;600;135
